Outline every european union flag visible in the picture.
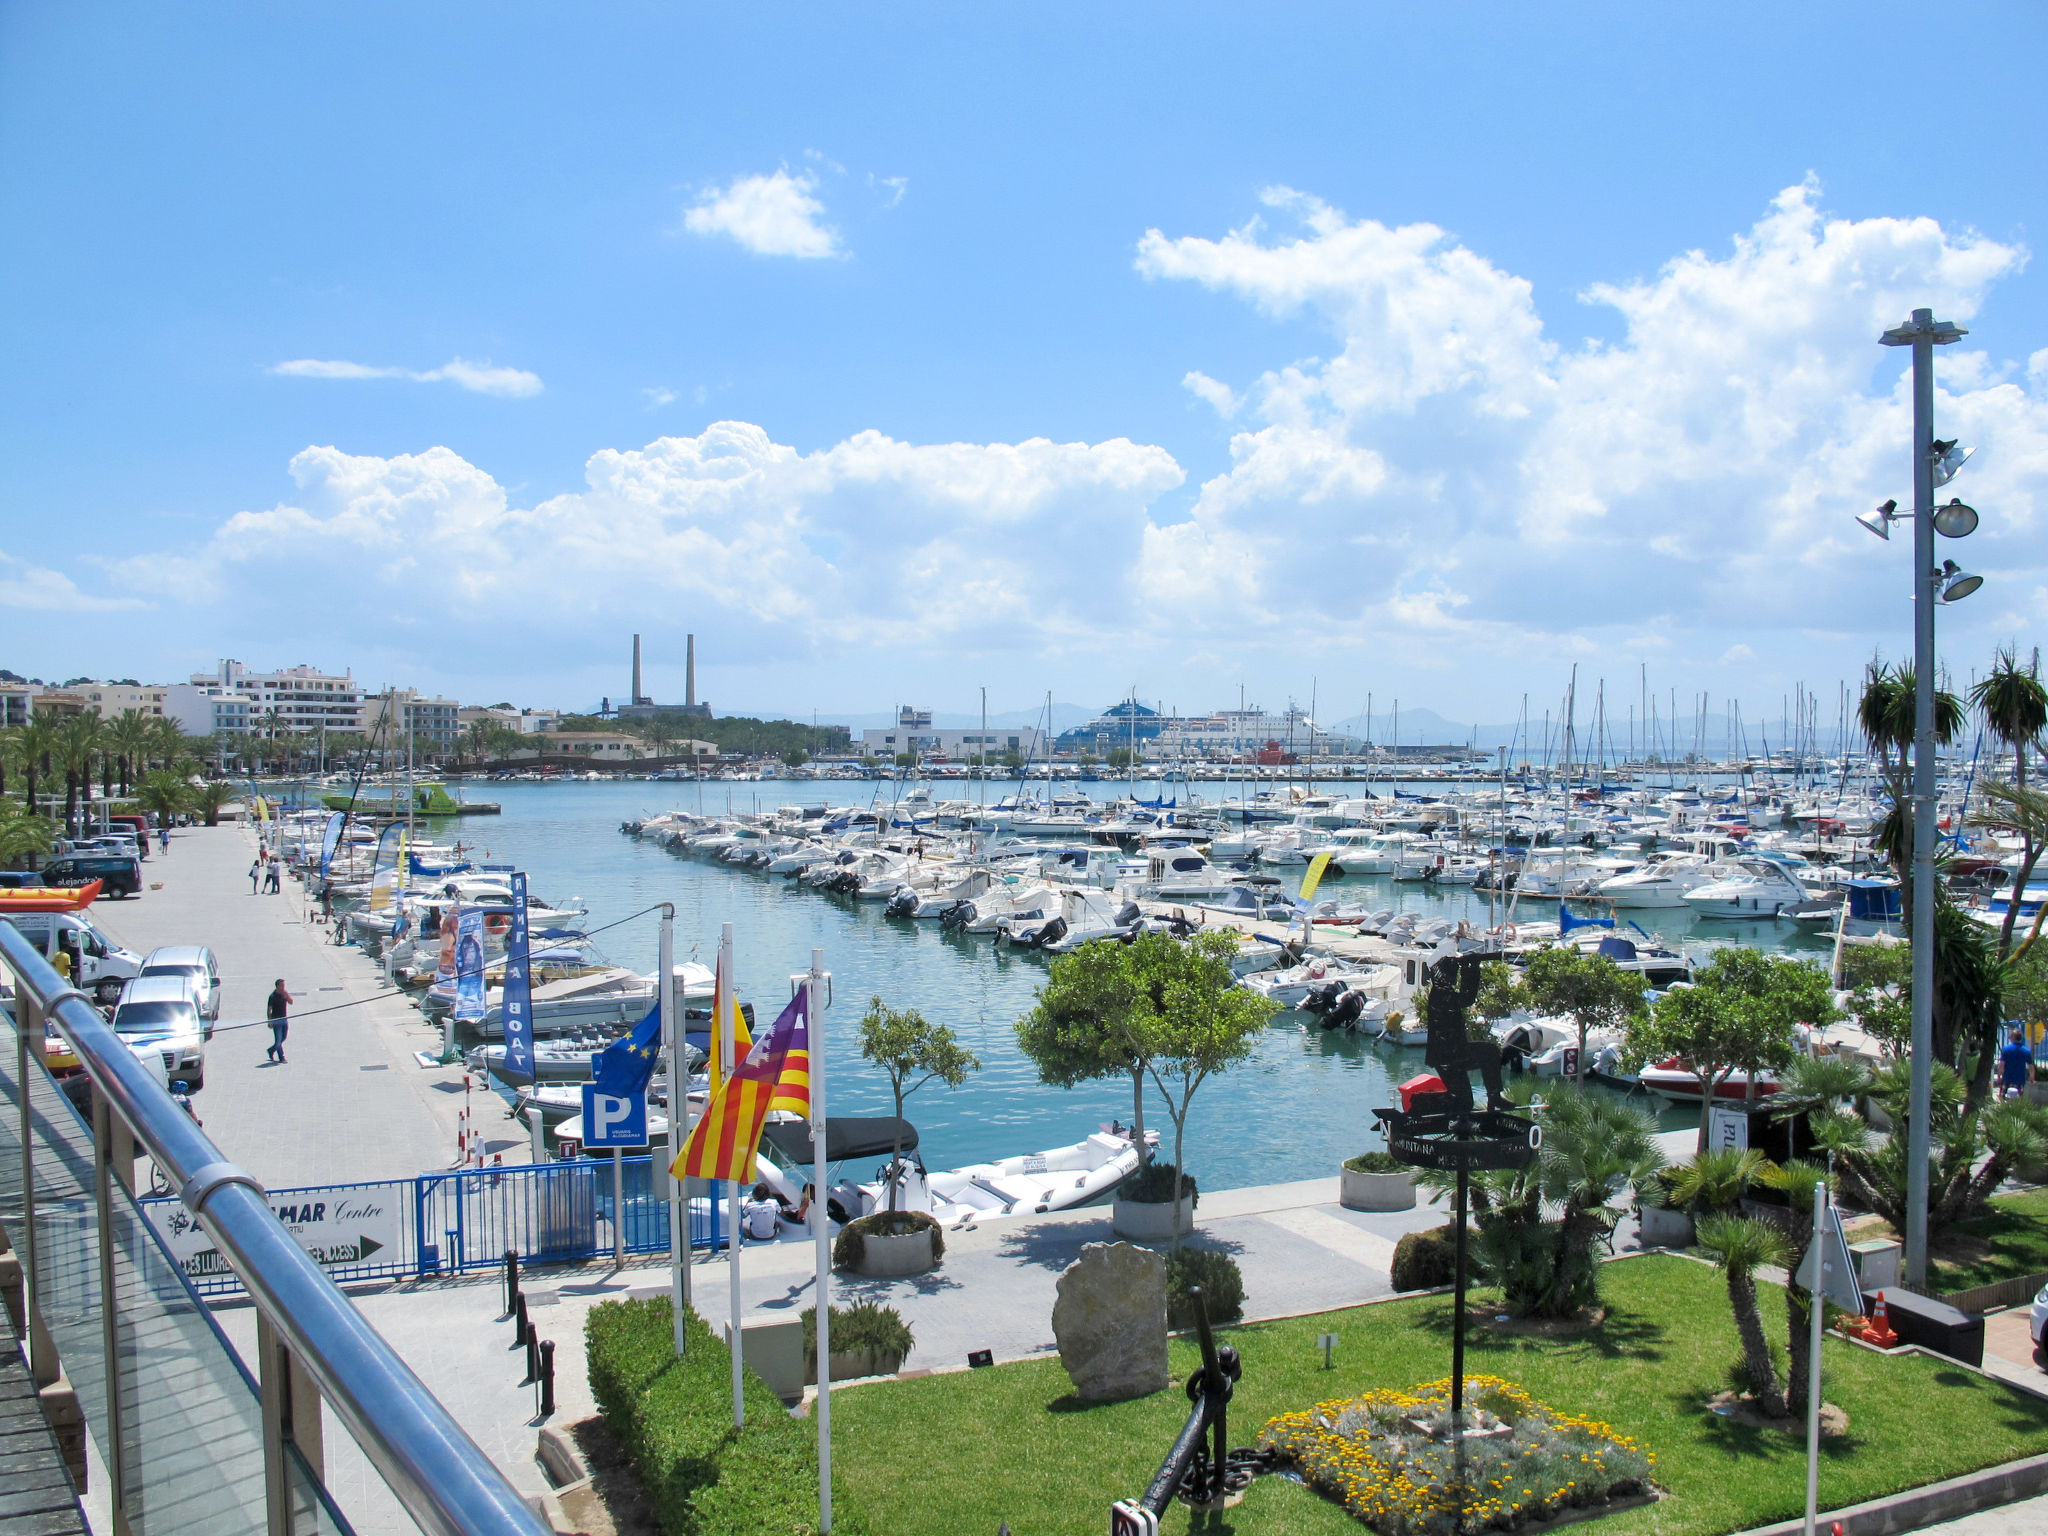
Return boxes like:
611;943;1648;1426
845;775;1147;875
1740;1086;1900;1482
591;1002;663;1097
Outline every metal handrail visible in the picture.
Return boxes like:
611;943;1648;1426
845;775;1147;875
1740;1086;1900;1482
0;923;551;1536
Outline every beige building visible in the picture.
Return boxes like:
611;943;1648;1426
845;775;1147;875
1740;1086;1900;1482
190;661;365;734
510;731;714;762
81;682;169;719
362;689;463;750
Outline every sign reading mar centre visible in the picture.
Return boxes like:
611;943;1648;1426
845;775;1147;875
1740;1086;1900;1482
146;1185;404;1280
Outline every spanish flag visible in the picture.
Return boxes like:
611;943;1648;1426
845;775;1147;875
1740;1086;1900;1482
707;949;752;1095
672;991;806;1185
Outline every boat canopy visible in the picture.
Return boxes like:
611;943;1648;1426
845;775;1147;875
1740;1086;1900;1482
763;1117;918;1167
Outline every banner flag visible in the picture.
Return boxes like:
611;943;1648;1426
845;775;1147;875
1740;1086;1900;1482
367;823;404;912
501;873;536;1082
708;948;752;1095
768;991;811;1117
1299;851;1334;904
318;812;345;878
592;1004;662;1098
453;906;486;1023
672;991;805;1185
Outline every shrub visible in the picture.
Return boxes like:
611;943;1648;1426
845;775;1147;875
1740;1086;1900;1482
1121;1162;1198;1205
586;1296;870;1534
1389;1224;1464;1292
1345;1151;1404;1174
1166;1247;1245;1328
801;1302;914;1362
831;1209;944;1270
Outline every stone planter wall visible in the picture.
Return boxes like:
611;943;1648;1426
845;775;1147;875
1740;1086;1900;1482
1111;1196;1195;1241
805;1347;905;1385
855;1229;939;1278
1340;1167;1419;1212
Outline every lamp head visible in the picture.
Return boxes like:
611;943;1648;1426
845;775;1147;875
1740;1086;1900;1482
1936;559;1983;603
1931;440;1973;487
1931;498;1979;538
1856;499;1898;540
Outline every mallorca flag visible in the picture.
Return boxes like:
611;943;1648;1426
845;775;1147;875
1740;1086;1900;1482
707;949;752;1095
672;991;806;1185
768;990;810;1118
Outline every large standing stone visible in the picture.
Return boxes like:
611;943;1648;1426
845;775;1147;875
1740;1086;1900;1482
1053;1241;1168;1401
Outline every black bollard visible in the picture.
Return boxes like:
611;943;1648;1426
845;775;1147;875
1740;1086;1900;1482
514;1292;530;1349
524;1323;541;1385
538;1341;555;1419
503;1249;520;1315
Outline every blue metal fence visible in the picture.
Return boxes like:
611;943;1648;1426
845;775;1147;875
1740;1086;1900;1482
148;1158;725;1297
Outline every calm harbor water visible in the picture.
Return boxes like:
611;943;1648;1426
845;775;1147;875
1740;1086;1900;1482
420;779;1826;1191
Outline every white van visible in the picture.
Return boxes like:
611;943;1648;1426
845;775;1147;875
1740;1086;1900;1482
0;912;145;1004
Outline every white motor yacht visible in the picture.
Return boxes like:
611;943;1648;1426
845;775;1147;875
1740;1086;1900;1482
1592;852;1717;908
1682;857;1810;919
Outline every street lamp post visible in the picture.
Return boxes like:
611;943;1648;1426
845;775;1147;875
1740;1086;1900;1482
1877;307;1967;1288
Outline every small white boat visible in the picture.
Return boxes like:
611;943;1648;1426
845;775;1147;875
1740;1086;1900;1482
845;1128;1153;1226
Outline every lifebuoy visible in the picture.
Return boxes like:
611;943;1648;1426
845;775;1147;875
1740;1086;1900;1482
485;913;511;935
1308;959;1327;979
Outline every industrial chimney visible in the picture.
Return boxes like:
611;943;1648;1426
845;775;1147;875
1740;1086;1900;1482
632;634;643;706
686;634;696;708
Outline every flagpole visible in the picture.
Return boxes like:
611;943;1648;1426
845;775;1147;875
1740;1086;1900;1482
661;904;686;1356
808;946;832;1533
1804;1178;1826;1536
723;922;744;1430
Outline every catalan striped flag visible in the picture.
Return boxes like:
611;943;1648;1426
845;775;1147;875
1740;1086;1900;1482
708;948;752;1095
768;993;810;1118
672;991;806;1185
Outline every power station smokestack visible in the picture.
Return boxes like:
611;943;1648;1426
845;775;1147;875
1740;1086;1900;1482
632;634;642;706
686;634;696;707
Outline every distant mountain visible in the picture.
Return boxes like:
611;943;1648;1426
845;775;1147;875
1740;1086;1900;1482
1331;706;1512;747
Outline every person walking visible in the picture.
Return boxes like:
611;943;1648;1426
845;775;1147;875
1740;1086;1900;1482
249;854;263;894
265;858;282;894
2000;1026;2035;1100
265;978;293;1064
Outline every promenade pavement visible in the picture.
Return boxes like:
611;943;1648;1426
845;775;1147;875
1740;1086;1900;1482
88;823;504;1187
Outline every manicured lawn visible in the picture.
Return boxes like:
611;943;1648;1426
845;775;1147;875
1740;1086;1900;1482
1930;1186;2048;1291
830;1254;2048;1536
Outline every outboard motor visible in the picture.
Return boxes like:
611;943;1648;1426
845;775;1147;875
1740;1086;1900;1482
1327;988;1366;1030
940;900;973;931
885;887;920;918
1114;900;1142;927
1031;916;1068;950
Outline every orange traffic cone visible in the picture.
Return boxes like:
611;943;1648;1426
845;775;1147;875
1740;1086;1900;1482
1869;1294;1898;1348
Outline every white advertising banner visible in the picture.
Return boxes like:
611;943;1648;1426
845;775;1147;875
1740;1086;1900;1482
146;1184;404;1281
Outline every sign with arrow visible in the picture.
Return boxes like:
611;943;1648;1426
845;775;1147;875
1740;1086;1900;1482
144;1184;404;1281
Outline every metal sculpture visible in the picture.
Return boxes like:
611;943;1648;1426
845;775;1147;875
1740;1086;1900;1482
1374;952;1540;1425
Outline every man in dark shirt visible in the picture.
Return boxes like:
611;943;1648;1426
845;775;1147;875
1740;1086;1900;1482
266;979;293;1064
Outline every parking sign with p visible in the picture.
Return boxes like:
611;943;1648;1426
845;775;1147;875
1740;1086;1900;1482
580;1086;648;1148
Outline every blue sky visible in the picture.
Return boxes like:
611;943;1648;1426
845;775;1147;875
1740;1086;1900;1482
2;4;2044;728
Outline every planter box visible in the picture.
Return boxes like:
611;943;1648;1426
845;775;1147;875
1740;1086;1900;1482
722;1316;805;1401
1112;1197;1195;1241
855;1229;938;1278
805;1347;905;1385
1637;1205;1696;1248
1341;1167;1419;1213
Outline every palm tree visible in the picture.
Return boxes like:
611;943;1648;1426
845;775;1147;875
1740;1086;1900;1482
14;718;57;820
55;713;103;832
1756;1158;1832;1418
1858;659;1964;876
135;768;190;831
1533;1081;1665;1316
1697;1213;1793;1418
106;708;155;797
0;807;55;870
1971;650;2047;956
1663;1145;1768;1216
191;779;237;827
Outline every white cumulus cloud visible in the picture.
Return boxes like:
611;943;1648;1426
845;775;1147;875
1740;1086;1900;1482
683;170;840;259
0;550;146;612
271;356;543;397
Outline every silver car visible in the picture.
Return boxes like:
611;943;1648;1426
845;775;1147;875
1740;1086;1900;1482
139;945;221;1032
110;975;208;1091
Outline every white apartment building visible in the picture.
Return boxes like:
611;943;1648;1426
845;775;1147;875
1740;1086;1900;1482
185;661;365;734
163;685;259;738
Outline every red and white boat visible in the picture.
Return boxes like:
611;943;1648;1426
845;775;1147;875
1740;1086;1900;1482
1636;1057;1781;1105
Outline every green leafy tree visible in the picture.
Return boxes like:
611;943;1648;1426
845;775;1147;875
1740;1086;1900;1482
191;779;237;827
1472;960;1529;1022
1841;942;1912;1057
1108;747;1135;769
1697;1213;1793;1418
1522;945;1648;1078
893;751;917;769
1001;749;1024;771
1016;938;1156;1155
1626;948;1835;1150
857;999;981;1210
781;747;809;769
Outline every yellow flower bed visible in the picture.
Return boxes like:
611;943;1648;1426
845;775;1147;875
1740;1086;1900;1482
1259;1375;1655;1536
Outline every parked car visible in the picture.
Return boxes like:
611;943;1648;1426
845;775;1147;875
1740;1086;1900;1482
139;946;221;1031
109;976;208;1091
0;910;144;1003
40;854;142;898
